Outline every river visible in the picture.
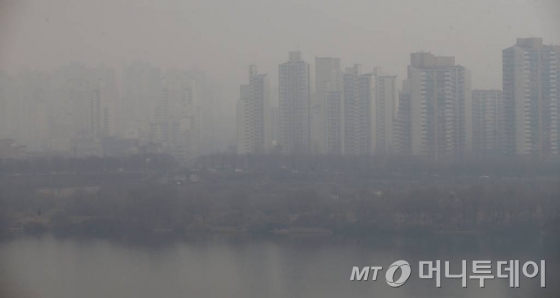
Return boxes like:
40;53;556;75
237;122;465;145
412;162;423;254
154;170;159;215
1;235;558;298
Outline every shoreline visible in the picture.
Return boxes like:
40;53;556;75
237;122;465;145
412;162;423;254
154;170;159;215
4;223;553;242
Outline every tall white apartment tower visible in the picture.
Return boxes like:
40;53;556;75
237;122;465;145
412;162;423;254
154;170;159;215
314;57;341;155
405;52;472;161
502;38;559;158
279;52;311;155
342;64;374;155
374;69;397;154
236;65;270;155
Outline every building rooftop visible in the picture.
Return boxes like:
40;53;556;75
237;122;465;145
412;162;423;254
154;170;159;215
516;37;543;49
410;52;456;68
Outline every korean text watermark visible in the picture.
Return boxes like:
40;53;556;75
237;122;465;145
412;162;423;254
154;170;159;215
350;260;546;288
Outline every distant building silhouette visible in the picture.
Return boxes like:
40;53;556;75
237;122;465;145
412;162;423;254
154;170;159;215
395;90;412;156
314;57;342;155
278;52;311;155
401;52;472;161
502;38;559;159
342;64;374;155
374;68;398;155
237;65;270;154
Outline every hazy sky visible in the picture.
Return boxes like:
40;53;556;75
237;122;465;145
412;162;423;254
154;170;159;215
1;0;559;95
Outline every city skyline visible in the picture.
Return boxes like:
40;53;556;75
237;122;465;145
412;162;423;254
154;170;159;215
236;37;559;161
1;37;560;162
2;3;560;298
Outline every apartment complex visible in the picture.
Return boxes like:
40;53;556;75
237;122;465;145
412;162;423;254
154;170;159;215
325;90;343;155
395;90;412;156
401;52;472;160
314;57;342;155
278;52;311;155
502;38;559;158
374;70;397;154
236;65;270;155
342;65;374;155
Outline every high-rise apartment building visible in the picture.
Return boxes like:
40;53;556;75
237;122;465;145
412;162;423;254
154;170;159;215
342;65;374;155
314;57;342;155
374;69;397;154
236;65;270;155
395;88;412;156
502;38;559;158
325;90;343;155
472;90;503;157
278;52;311;155
403;52;472;160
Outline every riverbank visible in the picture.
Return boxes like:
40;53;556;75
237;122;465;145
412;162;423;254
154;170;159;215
2;172;559;244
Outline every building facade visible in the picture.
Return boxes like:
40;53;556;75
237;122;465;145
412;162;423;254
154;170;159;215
374;70;397;154
404;52;472;161
342;65;374;155
395;89;412;156
236;65;270;155
314;57;341;155
278;52;311;155
325;90;343;155
502;38;559;158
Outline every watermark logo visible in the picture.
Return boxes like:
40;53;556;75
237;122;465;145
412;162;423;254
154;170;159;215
350;260;546;288
350;260;411;287
385;260;411;287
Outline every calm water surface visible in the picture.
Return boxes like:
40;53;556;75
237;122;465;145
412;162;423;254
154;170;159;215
1;235;558;298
